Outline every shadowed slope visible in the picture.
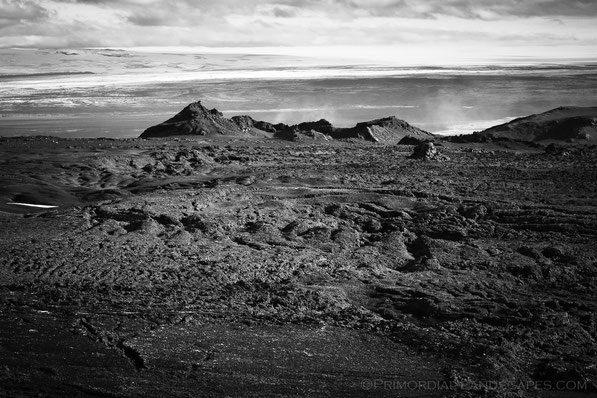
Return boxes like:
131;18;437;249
475;107;597;142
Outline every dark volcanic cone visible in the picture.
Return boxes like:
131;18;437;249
140;101;273;138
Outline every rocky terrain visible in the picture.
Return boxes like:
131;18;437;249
1;106;596;397
140;101;435;144
447;107;597;144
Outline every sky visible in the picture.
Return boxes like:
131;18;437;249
1;0;597;63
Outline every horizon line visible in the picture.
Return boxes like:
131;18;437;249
3;45;597;67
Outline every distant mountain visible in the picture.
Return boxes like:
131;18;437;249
449;107;597;143
140;101;435;144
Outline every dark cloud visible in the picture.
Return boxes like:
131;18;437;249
450;0;597;19
515;0;597;17
45;0;597;27
127;13;171;27
271;6;299;18
125;3;201;27
55;0;139;3
0;0;595;50
335;0;597;19
0;0;49;26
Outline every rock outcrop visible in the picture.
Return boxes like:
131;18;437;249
273;119;334;141
342;116;434;144
275;127;332;142
447;106;597;143
409;142;449;161
140;101;435;144
230;115;288;134
141;102;239;138
140;101;272;138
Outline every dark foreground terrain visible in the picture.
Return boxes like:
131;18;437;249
1;135;596;397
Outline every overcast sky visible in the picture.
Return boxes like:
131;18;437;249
1;0;596;62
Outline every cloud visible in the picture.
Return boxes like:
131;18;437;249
126;3;203;27
335;0;597;19
0;0;595;61
0;0;49;28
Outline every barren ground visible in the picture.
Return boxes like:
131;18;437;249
0;136;596;397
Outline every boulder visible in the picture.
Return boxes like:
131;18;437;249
409;142;449;160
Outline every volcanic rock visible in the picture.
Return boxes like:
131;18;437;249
275;126;332;141
140;101;274;138
545;143;570;156
409;142;449;160
274;120;333;141
296;119;335;135
230;115;288;133
254;120;288;133
141;101;238;138
469;106;597;143
2;133;597;397
343;116;435;144
230;115;257;131
270;116;433;144
398;136;430;145
140;101;434;144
